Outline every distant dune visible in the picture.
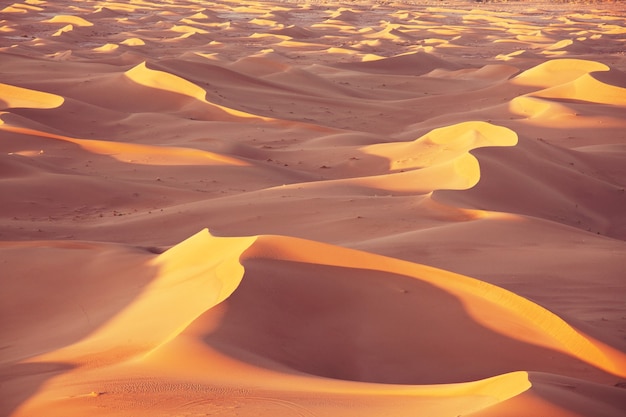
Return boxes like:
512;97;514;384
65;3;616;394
1;1;626;416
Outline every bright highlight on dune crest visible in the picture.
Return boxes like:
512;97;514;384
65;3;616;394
1;1;626;417
348;121;519;193
43;15;93;27
124;62;275;120
0;83;64;109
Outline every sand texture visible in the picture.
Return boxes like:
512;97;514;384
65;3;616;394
2;0;626;416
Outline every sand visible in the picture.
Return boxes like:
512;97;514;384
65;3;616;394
1;0;626;416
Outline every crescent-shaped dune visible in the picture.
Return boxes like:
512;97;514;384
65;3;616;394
0;83;64;110
1;1;626;416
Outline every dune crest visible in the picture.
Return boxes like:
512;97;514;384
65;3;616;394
2;1;626;416
345;121;518;193
151;229;257;310
124;62;272;120
531;70;626;106
43;15;93;27
30;230;256;365
244;235;626;380
511;58;609;87
365;121;518;170
0;83;64;109
0;123;249;166
124;62;208;100
120;37;145;46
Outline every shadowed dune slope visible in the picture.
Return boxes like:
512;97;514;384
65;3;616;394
3;231;626;417
434;135;626;239
2;1;626;416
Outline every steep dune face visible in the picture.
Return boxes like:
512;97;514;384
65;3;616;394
213;236;626;385
2;0;626;416
0;231;256;417
0;83;64;109
3;233;625;417
434;136;626;239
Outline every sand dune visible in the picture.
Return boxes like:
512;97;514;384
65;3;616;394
0;83;64;109
337;50;460;75
2;1;626;416
3;231;625;416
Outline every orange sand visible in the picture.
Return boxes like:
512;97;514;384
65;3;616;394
1;1;626;416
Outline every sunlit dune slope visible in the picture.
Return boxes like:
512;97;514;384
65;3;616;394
1;1;626;416
472;372;626;417
233;234;626;383
0;232;253;413
434;135;626;239
0;83;64;109
11;229;621;384
511;59;610;88
3;230;626;417
353;121;518;192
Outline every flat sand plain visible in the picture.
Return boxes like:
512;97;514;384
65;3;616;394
1;1;626;416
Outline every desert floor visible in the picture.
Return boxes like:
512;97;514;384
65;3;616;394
1;0;626;416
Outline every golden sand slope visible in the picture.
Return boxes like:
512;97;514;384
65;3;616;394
2;230;625;417
1;1;626;416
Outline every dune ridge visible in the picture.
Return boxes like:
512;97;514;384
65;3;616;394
2;1;626;416
245;234;626;379
0;83;64;109
3;231;626;416
0;122;250;166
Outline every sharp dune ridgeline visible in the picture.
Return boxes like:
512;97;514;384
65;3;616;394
1;1;626;416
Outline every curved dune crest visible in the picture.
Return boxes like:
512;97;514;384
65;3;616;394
1;3;42;13
150;229;257;321
71;137;250;166
124;62;269;119
93;43;119;52
52;24;74;36
120;37;146;46
2;1;626;416
240;235;626;380
171;24;209;35
124;62;207;100
434;135;626;239
0;124;249;166
370;121;519;169
0;83;64;110
348;122;518;193
531;71;626;106
28;231;608;409
35;230;257;363
10;231;624;387
509;95;579;119
43;15;93;27
325;154;482;194
511;58;609;87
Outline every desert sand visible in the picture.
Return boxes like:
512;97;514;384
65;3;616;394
1;0;626;415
